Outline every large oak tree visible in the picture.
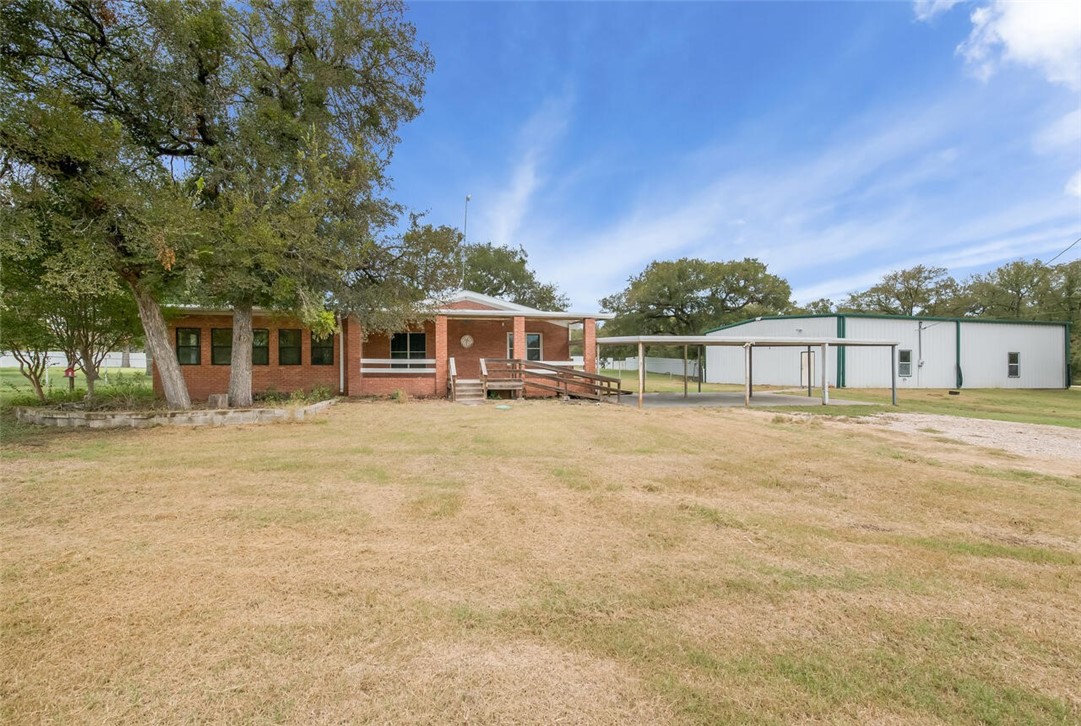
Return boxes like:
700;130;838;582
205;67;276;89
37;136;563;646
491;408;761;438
601;257;793;340
1;0;438;408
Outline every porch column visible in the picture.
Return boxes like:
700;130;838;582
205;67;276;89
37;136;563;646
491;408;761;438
512;316;526;360
434;315;448;398
345;316;362;396
583;318;597;373
637;341;645;409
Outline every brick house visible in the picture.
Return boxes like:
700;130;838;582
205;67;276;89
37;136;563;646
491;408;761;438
155;291;614;401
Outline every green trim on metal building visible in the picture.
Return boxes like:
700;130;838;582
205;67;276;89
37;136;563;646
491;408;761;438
704;312;1071;390
704;312;1070;335
835;315;846;388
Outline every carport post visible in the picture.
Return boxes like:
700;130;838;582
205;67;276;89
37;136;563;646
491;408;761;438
637;341;645;410
891;344;898;406
804;345;812;397
821;343;829;405
748;345;754;398
683;345;688;399
743;343;751;407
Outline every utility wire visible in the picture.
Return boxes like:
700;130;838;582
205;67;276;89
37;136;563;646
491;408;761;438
1046;235;1081;265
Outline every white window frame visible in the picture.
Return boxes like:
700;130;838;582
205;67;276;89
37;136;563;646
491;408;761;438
898;349;913;377
1007;352;1020;378
507;332;543;361
391;332;427;369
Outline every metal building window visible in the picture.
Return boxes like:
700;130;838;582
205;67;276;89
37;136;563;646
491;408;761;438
211;328;232;365
252;329;269;366
507;332;542;361
391;332;427;368
279;329;302;365
1007;352;1020;378
898;349;913;377
176;328;200;365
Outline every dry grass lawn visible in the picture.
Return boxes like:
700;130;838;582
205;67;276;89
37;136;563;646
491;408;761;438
3;399;1080;724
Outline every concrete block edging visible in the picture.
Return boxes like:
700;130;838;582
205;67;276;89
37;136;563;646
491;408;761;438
14;399;338;429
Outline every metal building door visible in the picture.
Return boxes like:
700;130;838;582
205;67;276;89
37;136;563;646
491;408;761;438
800;350;815;388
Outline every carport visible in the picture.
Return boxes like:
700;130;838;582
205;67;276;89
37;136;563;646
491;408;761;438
596;335;901;409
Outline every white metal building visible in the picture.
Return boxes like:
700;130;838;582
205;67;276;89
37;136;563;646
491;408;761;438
704;314;1070;389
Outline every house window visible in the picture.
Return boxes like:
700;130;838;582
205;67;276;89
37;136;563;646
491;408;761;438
1008;352;1020;378
176;328;200;365
391;332;427;368
898;349;913;377
507;333;542;361
279;329;302;365
252;329;269;366
311;332;334;365
211;328;232;365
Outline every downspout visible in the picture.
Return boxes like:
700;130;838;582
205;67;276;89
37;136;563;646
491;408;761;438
954;320;963;389
1066;322;1072;389
338;314;345;396
835;315;846;388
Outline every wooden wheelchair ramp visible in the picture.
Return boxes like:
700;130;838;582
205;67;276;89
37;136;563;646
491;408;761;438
481;359;623;402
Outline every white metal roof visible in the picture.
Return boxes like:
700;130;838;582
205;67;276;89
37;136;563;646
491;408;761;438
596;335;898;347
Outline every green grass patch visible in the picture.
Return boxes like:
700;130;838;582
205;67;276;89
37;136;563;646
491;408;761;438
903;535;1077;565
827;388;1081;428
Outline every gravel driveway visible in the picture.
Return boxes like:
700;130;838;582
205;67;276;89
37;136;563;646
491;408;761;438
870;413;1081;464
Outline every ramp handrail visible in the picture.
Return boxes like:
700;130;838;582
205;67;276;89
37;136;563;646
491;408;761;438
481;359;623;402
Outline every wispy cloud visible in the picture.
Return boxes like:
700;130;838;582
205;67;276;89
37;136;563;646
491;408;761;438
913;0;964;22
532;88;1077;309
479;94;573;247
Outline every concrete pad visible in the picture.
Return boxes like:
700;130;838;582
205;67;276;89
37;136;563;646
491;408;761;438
617;391;872;409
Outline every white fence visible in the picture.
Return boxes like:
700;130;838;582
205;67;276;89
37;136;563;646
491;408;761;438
610;356;701;379
1;351;147;369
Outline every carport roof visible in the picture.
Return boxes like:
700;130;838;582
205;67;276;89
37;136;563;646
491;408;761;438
596;335;897;347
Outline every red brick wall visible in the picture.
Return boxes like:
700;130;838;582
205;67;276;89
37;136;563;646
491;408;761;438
583;318;597;374
356;322;439;398
443;299;503;310
445;319;570;378
156;312;574;401
154;313;342;401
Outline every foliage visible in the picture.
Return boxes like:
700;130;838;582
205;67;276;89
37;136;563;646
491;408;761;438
461;242;569;311
600;258;793;353
336;218;461;334
0;0;440;408
833;259;1079;382
253;384;335;406
1;369;156;412
841;265;965;316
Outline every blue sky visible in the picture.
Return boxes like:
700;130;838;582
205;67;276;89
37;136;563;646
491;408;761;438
386;1;1081;310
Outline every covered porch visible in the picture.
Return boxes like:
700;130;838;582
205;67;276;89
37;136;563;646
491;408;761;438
351;291;616;401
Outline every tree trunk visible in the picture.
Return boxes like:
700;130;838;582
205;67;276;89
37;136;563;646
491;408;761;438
13;354;48;403
127;279;191;409
145;349;153;376
80;346;98;397
121;344;131;368
229;304;254;408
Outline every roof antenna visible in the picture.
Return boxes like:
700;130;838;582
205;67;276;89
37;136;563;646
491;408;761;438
459;194;471;290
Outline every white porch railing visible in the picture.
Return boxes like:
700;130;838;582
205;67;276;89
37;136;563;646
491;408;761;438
527;359;579;374
360;358;436;374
